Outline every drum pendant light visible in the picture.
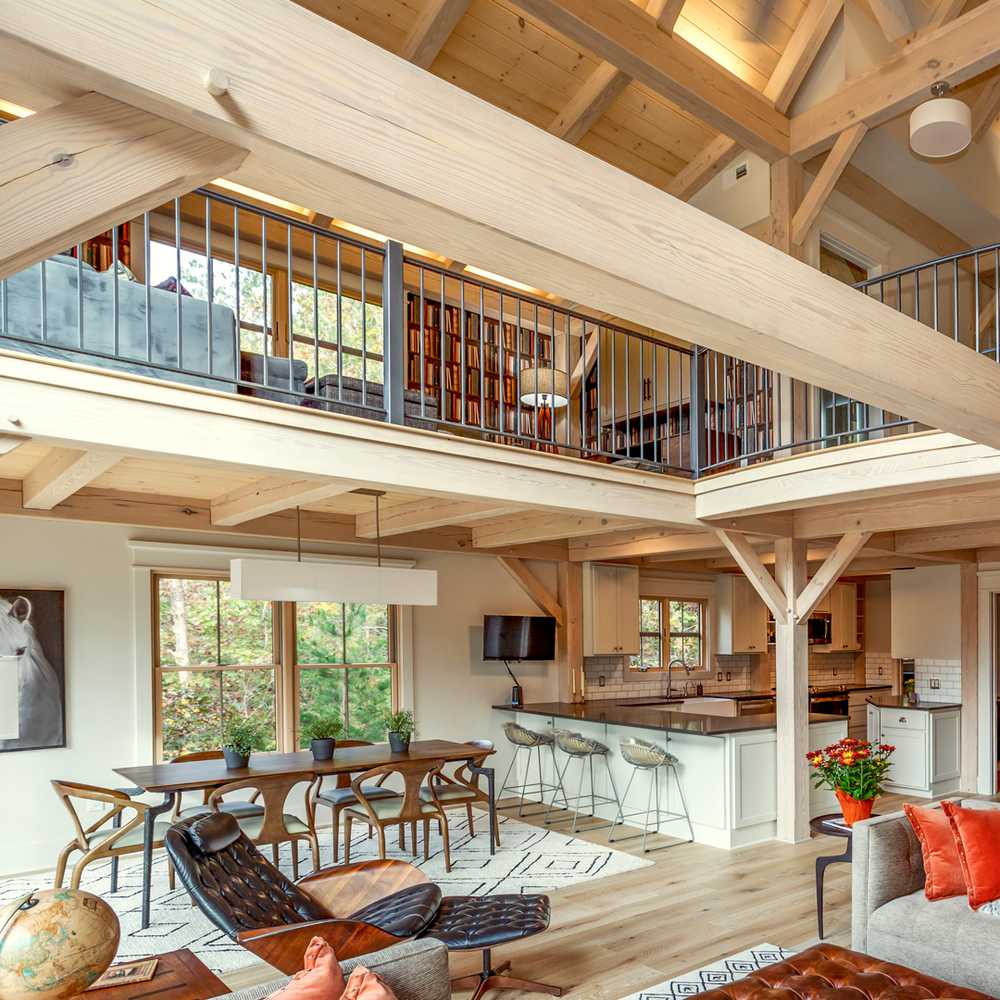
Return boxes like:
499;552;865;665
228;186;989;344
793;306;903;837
910;82;971;158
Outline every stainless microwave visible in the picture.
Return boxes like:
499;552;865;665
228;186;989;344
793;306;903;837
808;612;832;645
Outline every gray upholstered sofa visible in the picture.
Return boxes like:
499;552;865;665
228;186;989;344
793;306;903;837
852;798;1000;996
209;938;451;1000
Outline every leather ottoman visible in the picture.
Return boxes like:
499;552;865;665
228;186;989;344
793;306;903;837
694;944;991;999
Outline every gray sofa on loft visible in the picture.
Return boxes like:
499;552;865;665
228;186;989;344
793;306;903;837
0;254;306;403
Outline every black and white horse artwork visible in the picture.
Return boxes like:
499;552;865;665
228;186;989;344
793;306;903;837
0;592;65;752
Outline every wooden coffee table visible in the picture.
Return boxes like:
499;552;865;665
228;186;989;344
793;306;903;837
72;949;229;1000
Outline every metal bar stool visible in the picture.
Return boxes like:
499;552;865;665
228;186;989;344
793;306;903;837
545;731;622;834
609;736;694;852
497;722;565;817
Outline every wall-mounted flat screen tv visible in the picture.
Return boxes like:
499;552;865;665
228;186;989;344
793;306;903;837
482;615;556;661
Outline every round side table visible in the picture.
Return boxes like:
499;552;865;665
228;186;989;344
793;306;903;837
810;812;876;939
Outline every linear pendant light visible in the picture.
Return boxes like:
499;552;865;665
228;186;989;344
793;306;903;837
230;497;438;605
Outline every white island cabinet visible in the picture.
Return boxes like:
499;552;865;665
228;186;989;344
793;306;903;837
868;703;961;798
498;710;845;849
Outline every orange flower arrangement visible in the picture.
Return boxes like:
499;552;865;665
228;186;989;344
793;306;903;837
806;738;895;823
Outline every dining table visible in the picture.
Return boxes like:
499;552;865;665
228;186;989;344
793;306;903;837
114;739;497;929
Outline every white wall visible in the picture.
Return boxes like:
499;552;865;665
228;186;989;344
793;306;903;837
0;515;559;875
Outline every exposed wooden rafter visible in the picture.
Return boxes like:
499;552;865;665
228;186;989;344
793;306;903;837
22;447;120;509
210;476;356;527
0;91;246;280
497;556;565;625
667;135;740;201
398;0;470;70
925;0;967;31
764;0;844;113
716;529;790;623
355;497;517;538
793;531;872;618
971;75;1000;141
791;0;1000;157
516;0;790;160
474;512;638;549
866;0;913;42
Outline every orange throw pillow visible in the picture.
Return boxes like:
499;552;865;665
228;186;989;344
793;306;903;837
269;937;347;1000
942;801;1000;909
904;803;966;900
342;966;398;1000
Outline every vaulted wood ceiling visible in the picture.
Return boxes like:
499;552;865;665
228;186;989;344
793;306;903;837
294;0;803;192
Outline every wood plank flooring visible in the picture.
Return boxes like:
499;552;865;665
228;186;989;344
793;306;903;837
221;794;922;997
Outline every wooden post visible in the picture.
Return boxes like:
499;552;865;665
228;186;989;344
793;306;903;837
558;561;585;703
960;562;979;792
774;537;810;843
770;158;806;261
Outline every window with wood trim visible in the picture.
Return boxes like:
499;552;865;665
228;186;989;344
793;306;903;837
152;573;397;761
630;596;707;672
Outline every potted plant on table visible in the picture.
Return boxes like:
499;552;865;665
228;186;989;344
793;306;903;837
303;714;343;761
806;737;895;825
382;709;415;754
221;717;266;769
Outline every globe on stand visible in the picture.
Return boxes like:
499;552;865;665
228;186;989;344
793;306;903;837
0;889;120;1000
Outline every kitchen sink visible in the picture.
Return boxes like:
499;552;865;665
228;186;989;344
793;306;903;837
616;698;684;706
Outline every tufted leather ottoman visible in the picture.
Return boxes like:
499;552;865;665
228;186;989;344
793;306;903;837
420;894;559;1000
694;944;991;999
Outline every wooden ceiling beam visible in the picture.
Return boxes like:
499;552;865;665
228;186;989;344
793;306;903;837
765;0;844;113
894;520;1000;552
209;476;355;527
0;434;28;457
791;0;1000;157
568;527;718;562
355;497;518;538
22;447;120;509
0;91;246;280
791;123;867;245
716;529;790;623
667;135;741;201
473;512;639;548
398;0;470;70
971;75;1000;141
516;0;790;160
925;0;967;31
497;557;565;625
866;0;913;42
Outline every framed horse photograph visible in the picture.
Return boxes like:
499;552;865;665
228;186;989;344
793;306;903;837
0;588;66;753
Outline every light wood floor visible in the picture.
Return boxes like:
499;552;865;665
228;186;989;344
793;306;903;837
220;794;922;998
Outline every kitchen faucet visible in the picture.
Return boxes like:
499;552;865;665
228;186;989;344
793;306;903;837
665;658;691;699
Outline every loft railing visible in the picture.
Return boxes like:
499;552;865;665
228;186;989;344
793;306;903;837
2;185;993;480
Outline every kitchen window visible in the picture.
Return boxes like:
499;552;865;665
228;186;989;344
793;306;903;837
631;596;707;672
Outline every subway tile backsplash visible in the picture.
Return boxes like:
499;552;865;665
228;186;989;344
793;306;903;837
914;658;962;704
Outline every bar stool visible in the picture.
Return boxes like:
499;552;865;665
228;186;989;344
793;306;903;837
545;731;622;834
497;722;564;817
609;736;694;852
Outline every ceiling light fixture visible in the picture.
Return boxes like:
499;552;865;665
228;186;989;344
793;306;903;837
230;497;438;605
909;82;971;158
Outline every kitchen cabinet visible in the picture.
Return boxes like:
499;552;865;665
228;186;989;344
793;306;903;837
870;704;961;797
847;689;872;740
715;575;769;654
583;562;640;656
813;582;860;653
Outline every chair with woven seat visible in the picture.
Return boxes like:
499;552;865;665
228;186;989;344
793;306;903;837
311;739;401;863
51;780;173;891
420;739;500;848
497;721;564;817
165;809;561;1000
343;759;452;872
545;730;622;834
207;770;320;879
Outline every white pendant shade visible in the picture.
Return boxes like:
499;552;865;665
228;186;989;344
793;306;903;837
910;97;971;158
520;367;569;408
230;558;438;605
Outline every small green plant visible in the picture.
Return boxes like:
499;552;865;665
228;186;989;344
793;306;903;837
222;717;266;757
382;709;415;739
303;714;344;742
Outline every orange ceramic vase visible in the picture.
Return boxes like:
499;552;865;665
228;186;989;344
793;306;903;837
836;788;875;826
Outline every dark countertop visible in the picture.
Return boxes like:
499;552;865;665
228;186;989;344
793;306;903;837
611;685;890;705
866;694;961;712
493;701;847;738
811;684;892;693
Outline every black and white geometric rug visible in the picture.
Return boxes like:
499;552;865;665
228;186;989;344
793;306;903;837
0;809;651;974
621;945;795;998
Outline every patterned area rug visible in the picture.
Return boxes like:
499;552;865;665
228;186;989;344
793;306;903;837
0;809;650;974
621;945;795;998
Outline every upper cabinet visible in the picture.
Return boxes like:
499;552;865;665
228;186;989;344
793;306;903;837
583;563;640;656
715;575;768;654
814;582;860;652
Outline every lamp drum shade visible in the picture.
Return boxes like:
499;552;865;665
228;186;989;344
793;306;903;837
910;98;971;158
230;558;438;605
519;367;569;407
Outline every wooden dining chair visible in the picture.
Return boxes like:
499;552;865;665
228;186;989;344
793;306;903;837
169;750;265;822
421;739;501;848
343;759;452;872
208;771;320;879
310;739;402;863
51;780;172;891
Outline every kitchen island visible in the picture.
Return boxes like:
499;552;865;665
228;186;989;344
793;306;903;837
494;701;846;849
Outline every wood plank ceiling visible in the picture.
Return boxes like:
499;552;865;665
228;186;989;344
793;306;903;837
294;0;805;194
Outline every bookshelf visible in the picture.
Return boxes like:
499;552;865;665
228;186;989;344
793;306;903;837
721;358;773;458
406;293;555;449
